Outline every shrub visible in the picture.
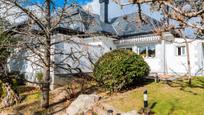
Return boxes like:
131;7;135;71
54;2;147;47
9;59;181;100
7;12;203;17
93;49;150;92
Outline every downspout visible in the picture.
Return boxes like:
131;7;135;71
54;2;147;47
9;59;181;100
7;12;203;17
163;5;169;75
162;37;166;75
202;43;204;75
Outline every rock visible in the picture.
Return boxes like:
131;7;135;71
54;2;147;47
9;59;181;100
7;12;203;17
66;94;100;115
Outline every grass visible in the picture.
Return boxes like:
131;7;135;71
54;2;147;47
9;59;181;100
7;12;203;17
0;86;41;114
2;77;204;114
104;76;204;115
17;86;41;104
0;78;98;114
22;92;40;103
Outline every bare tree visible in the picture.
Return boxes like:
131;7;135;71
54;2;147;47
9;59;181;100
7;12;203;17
1;0;202;109
0;0;59;108
0;0;101;108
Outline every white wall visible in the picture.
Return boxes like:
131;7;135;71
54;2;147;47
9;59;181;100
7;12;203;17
8;49;43;83
165;38;204;76
52;34;115;74
144;44;163;73
9;33;204;89
51;35;115;89
121;37;204;76
132;44;162;73
8;34;116;86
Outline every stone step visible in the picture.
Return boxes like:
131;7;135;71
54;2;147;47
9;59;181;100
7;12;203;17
92;106;108;115
92;102;122;115
93;102;139;115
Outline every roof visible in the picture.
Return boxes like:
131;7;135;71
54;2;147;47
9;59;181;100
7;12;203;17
6;4;161;38
59;4;161;38
59;4;116;34
110;12;161;37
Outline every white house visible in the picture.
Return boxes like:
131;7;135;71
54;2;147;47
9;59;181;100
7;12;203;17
7;0;204;89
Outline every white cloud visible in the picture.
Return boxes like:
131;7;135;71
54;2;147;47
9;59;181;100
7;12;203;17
83;0;137;18
83;0;163;20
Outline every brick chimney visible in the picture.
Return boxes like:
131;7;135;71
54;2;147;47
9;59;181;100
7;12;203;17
99;0;109;23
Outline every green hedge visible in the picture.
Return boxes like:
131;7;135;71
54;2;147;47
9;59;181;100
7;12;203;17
93;49;150;92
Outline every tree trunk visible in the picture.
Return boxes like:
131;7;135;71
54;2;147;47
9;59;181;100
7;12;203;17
184;38;192;85
41;0;51;108
41;34;51;108
41;65;50;108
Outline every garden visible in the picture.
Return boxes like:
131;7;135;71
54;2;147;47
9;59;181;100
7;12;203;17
0;49;204;115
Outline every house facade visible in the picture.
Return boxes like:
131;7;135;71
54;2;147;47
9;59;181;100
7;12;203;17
114;34;204;76
7;0;204;89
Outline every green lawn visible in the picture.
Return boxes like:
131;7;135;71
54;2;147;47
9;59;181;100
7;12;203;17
104;77;204;115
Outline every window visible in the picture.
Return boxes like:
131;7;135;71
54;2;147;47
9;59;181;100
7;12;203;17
119;47;132;51
138;46;147;58
176;46;186;56
126;47;132;51
138;45;156;58
148;45;156;57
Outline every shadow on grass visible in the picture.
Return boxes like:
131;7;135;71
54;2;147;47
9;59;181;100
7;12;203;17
150;102;157;109
46;77;102;115
138;102;157;115
165;77;204;95
195;77;204;88
0;76;158;114
47;98;74;115
119;79;155;93
17;86;38;94
1;77;99;115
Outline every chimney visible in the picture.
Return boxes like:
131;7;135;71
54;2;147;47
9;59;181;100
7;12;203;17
99;0;109;23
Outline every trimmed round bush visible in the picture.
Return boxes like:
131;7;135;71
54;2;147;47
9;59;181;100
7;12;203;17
93;49;150;91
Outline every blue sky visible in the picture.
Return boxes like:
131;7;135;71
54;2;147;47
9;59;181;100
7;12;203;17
31;0;92;5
